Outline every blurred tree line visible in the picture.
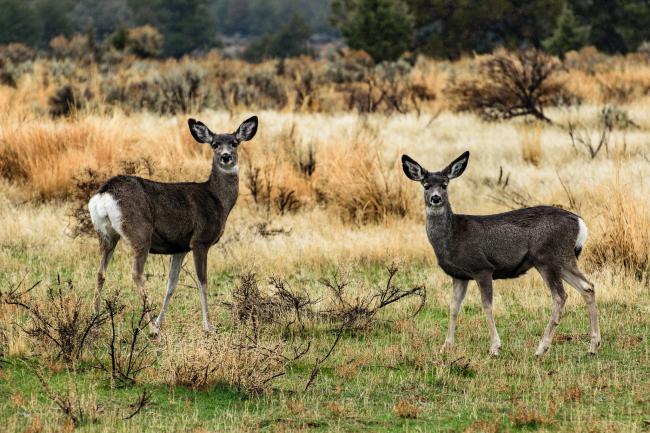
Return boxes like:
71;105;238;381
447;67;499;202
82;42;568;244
333;0;650;61
0;0;331;58
2;0;650;61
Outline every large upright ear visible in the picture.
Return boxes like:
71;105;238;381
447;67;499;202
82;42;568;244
234;116;258;142
188;118;214;144
441;151;470;180
402;155;428;182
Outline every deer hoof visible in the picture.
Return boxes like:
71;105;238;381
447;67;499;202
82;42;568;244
440;342;453;354
489;346;501;356
149;324;160;338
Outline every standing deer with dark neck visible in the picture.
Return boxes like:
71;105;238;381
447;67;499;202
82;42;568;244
88;116;258;335
402;151;601;356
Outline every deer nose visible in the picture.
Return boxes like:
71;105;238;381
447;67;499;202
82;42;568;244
431;195;442;204
220;153;232;164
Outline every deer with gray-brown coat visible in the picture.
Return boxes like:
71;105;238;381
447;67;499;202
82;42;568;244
402;151;601;356
88;116;258;335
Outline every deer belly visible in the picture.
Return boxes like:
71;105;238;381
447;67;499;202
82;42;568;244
149;232;191;255
491;259;533;280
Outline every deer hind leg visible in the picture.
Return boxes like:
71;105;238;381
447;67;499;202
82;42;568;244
192;247;212;332
475;273;501;355
561;260;601;354
535;266;568;357
154;252;187;330
131;246;158;336
94;233;119;316
441;278;469;353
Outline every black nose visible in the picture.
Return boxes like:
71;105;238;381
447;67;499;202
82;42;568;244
220;154;232;164
431;195;442;204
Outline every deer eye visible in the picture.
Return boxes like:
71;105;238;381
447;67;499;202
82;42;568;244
423;185;430;190
441;184;447;190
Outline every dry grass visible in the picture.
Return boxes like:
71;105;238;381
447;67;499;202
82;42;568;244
1;60;650;430
587;170;650;278
520;120;543;166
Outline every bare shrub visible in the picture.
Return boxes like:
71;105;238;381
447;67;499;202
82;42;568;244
447;49;563;123
91;290;155;386
154;59;210;114
48;85;93;119
319;259;427;330
27;362;151;426
4;277;103;363
343;62;423;115
483;167;538;210
222;271;319;330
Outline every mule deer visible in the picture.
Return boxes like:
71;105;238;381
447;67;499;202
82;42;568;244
88;116;258;335
402;151;601;356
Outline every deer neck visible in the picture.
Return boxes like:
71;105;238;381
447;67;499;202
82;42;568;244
208;155;239;214
425;202;454;260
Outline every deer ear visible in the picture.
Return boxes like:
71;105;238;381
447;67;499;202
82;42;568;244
235;116;258;142
402;155;427;182
188;118;214;144
442;151;470;179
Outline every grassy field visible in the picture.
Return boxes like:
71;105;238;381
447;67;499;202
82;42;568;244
1;105;650;432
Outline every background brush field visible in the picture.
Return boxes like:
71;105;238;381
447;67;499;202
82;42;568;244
1;52;650;431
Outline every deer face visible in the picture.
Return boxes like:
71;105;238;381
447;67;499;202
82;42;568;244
401;152;470;216
188;116;258;174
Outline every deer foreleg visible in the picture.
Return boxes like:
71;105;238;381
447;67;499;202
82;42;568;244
192;247;212;332
441;278;469;353
476;273;501;355
154;252;187;330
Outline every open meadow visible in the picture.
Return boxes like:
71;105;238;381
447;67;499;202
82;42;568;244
1;49;650;432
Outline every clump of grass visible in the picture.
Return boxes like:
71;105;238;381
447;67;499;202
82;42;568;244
520;121;542;166
163;320;308;394
286;398;304;415
588;171;650;278
328;401;345;418
318;134;416;223
507;399;557;428
562;383;584;403
393;397;422;419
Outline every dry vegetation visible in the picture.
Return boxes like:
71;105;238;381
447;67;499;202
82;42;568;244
0;46;649;431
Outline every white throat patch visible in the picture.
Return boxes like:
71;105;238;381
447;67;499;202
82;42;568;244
219;164;239;174
426;203;445;216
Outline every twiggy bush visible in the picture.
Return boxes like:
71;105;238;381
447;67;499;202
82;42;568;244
319;258;427;330
447;49;564;123
91;290;155;386
154;59;210;114
3;277;103;363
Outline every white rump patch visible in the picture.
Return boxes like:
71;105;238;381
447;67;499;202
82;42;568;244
88;193;129;244
219;164;239;174
576;218;587;252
